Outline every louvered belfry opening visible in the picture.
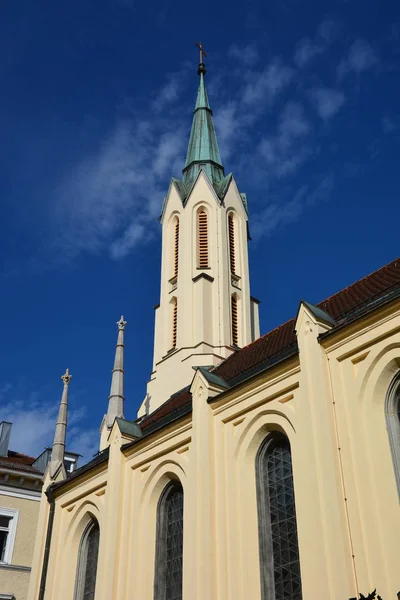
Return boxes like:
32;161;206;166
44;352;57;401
228;214;236;275
231;295;238;346
172;299;178;349
198;210;208;268
173;218;179;278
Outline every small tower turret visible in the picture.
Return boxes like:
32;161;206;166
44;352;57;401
49;368;71;480
100;316;127;450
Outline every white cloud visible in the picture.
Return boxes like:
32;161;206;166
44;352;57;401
382;116;397;133
0;383;98;465
252;172;335;240
338;39;378;79
242;60;293;106
317;18;340;43
258;102;311;177
152;76;181;113
229;43;259;67
295;38;323;68
52;117;185;261
310;87;345;120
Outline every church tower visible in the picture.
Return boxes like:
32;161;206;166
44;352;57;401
140;52;259;416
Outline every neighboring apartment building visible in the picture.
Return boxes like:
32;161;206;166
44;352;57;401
0;421;79;600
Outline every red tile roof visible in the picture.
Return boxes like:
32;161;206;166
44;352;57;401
139;257;400;432
0;450;42;474
215;257;400;383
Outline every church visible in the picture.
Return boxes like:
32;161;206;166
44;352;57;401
27;54;400;600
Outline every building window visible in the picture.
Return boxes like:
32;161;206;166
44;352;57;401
0;508;18;564
228;214;236;275
154;481;184;600
197;210;208;269
172;298;178;350
386;373;400;498
74;520;100;600
231;295;238;346
173;217;179;279
256;435;302;600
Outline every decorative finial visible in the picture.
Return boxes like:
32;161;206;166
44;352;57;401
61;368;72;385
195;41;207;75
117;315;127;330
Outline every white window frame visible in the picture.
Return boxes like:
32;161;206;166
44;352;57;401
0;508;19;565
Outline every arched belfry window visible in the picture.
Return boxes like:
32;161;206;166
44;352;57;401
197;209;209;269
173;217;179;279
256;434;302;600
228;213;236;275
171;298;178;350
386;373;400;497
231;295;239;346
74;519;100;600
154;481;184;600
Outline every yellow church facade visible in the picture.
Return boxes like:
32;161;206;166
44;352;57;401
27;57;400;600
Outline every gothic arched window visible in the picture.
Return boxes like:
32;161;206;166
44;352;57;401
256;434;302;600
154;481;184;600
197;209;209;269
74;519;100;600
386;373;400;497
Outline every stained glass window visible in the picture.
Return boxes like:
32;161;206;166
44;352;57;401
256;435;302;600
385;374;400;498
75;520;100;600
154;482;184;600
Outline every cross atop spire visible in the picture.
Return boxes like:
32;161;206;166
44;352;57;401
182;43;224;186
195;41;207;64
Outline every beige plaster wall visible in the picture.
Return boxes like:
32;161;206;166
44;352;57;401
0;566;30;600
0;494;39;567
28;300;400;600
0;493;39;600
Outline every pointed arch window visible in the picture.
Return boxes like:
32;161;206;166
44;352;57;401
228;214;236;275
172;298;178;350
231;295;238;346
197;210;209;269
154;481;184;600
256;434;302;600
173;217;180;279
74;519;100;600
386;373;400;497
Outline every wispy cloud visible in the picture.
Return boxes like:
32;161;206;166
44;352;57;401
243;59;293;106
229;43;259;67
252;172;335;239
52;118;185;260
294;17;340;68
338;39;379;79
310;87;345;120
294;38;323;68
382;116;397;133
0;383;98;464
258;102;311;178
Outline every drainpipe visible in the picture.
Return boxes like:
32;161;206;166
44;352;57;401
38;484;56;600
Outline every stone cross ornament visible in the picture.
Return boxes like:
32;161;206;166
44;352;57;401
117;315;127;330
61;368;72;385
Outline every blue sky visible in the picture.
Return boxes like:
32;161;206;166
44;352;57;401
1;0;399;463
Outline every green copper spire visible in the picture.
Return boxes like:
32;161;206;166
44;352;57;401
182;61;225;186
